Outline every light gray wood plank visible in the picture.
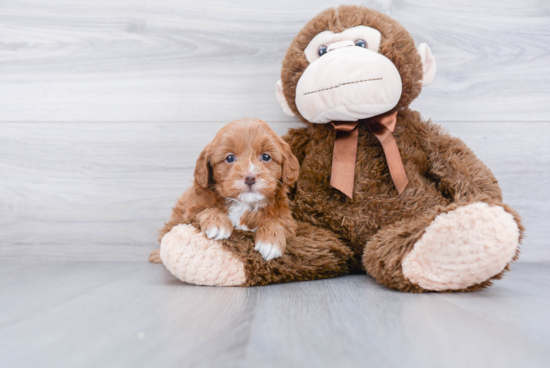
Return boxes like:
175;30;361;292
0;262;549;368
439;262;550;348
0;262;143;327
0;262;256;368
0;121;548;261
244;271;550;368
0;0;548;122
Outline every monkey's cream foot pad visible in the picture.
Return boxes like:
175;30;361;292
402;202;520;291
160;224;246;286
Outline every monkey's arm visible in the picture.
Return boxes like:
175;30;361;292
423;123;502;202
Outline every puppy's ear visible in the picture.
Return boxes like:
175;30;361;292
194;143;212;188
280;139;300;186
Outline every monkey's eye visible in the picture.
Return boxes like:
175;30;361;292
355;39;367;48
261;154;271;162
225;155;235;163
317;45;328;57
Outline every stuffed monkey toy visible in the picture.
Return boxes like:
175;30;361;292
155;5;523;292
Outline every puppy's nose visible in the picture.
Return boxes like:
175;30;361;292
245;176;256;187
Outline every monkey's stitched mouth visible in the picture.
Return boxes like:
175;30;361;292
303;78;383;95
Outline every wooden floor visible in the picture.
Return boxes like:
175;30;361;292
1;261;549;368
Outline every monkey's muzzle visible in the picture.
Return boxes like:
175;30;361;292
295;47;402;124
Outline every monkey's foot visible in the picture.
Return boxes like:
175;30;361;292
160;224;247;286
402;202;520;291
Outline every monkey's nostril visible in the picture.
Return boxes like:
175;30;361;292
245;176;256;186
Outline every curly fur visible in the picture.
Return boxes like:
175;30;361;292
222;222;353;286
153;118;299;262
284;108;523;291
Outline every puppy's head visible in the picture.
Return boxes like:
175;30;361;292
194;118;300;203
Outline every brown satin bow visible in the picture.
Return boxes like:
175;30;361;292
330;111;408;198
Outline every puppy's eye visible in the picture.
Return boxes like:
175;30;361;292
317;45;328;57
355;39;367;48
261;154;271;162
225;155;235;163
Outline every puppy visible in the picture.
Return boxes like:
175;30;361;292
150;118;300;262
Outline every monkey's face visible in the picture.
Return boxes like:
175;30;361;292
295;25;402;123
276;6;436;124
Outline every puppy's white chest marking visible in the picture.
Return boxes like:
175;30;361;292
227;200;259;232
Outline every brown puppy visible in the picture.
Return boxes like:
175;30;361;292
150;118;299;262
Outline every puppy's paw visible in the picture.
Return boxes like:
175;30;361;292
198;209;234;241
254;241;283;261
205;226;232;240
254;222;287;261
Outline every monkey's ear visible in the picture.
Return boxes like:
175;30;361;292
275;80;296;117
417;43;436;86
194;144;212;188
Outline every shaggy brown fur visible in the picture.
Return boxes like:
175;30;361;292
221;222;353;286
150;118;299;262
152;5;523;292
282;111;524;292
276;5;523;291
